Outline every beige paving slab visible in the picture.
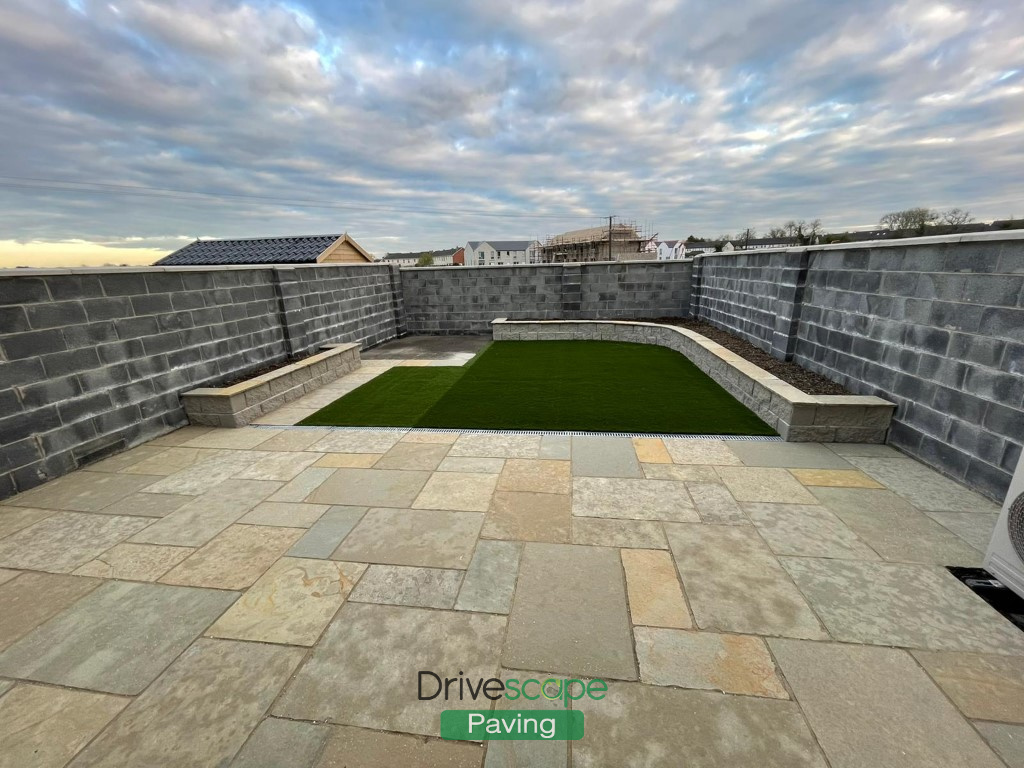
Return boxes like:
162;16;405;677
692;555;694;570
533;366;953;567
642;462;720;482
253;407;315;425
141;450;267;495
665;523;826;639
636;627;787;698
975;723;1024;768
846;456;1000;513
97;492;191;518
829;505;984;565
572;477;699;522
208;557;365;646
333;508;483;569
309;468;429;507
349;564;463;609
4;472;161;512
770;639;1005;768
318;725;483;767
239;501;330;528
0;569;18;585
401;430;461;444
309;429;407;454
504;543;637;680
256;428;332;451
0;512;151;573
687;482;747;524
632;437;672;463
664;439;742;465
73;543;194;581
912;650;1024;723
70;638;303;768
572;517;667;548
146;425;213;446
448;433;541;458
82;444;168;474
131;479;280;547
482;491;571;543
161;524;302;590
314;453;383;468
438;456;506;473
729;441;853;469
743;502;880;559
234;451;322;481
782;557;1024;654
716;466;819;504
574;681;826;767
119;446;223;476
181;427;281;449
496;459;571;494
374;442;450;470
455;540;522;615
230;717;329;768
268;467;335;502
0;572;100;652
0;507;54;539
0;683;128;768
925;510;999;552
273;603;505;737
621;548;691;628
413;471;498;512
789;468;885;488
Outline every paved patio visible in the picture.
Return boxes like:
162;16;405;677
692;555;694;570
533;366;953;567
0;351;1021;767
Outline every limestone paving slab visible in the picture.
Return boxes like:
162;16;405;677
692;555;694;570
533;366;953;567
665;523;826;639
234;451;321;481
310;429;407;454
349;564;463;609
716;466;819;504
728;442;854;469
448;432;541;458
496;459;571;494
572;517;667;548
743;502;880;559
770;639;1005;768
0;580;238;694
482;491;571;543
374;442;450;470
82;444;168;473
809;485;921;516
309;468;429;508
314;453;383;468
413;471;498;511
620;548;691;629
789;469;884;488
642;463;720;482
687;482;747;524
229;717;329;768
635;627;787;698
830;505;984;565
826;443;903;458
0;572;100;653
130;479;280;547
0;512;152;573
632;437;672;464
975;723;1024;768
911;650;1024;723
455;539;522;614
0;507;54;539
538;433;571;459
486;669;568;768
239;501;330;528
118;446;222;476
572;477;698;522
70;638;303;768
4;472;161;512
332;508;483;569
318;724;484;768
846;456;999;512
181;427;280;449
161;524;302;590
573;681;826;768
256;428;331;451
73;543;193;581
781;557;1024;654
401;430;461;444
571;435;642;477
504;543;637;680
142;450;265;495
437;456;506;473
663;439;741;465
273;602;506;737
0;683;128;768
97;492;191;518
0;569;18;586
208;557;366;646
288;506;367;559
925;510;999;552
268;467;336;502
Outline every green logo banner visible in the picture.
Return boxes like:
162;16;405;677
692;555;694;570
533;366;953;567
440;710;584;741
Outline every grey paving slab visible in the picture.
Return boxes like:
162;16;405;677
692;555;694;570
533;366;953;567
273;602;505;737
317;724;485;768
0;572;100;653
538;433;572;459
664;523;826;639
503;543;637;680
448;433;541;458
912;650;1024;723
349;564;463;608
925;511;999;552
238;501;330;528
455;539;522;614
572;477;698;521
0;507;54;538
687;482;747;524
0;580;238;694
97;492;191;518
570;435;642;477
846;456;1000;512
332;508;483;569
268;467;336;502
743;502;880;559
571;517;668;548
573;681;826;767
310;429;408;454
485;669;568;768
4;472;161;512
770;639;1005;768
229;717;328;768
782;557;1024;654
130;479;280;547
0;683;128;768
809;485;923;516
728;442;854;468
0;512;152;572
826;443;904;458
975;723;1024;768
374;442;450;470
309;468;430;507
71;638;303;768
829;504;984;565
142;450;264;495
288;506;367;558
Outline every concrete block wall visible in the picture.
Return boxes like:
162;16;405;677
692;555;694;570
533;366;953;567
400;260;692;334
0;264;400;498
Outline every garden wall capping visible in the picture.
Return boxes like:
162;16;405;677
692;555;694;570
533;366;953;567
491;318;895;442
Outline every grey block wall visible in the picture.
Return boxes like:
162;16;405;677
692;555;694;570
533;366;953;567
0;264;400;498
400;261;692;334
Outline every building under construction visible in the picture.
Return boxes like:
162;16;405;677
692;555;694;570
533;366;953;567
536;221;656;263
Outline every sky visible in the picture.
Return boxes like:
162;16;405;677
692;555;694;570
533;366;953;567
0;0;1022;267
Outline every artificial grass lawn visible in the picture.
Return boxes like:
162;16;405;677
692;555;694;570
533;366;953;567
298;341;777;435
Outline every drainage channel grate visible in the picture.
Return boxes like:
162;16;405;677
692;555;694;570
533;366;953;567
249;425;784;441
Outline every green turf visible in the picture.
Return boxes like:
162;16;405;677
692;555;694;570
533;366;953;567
297;341;776;435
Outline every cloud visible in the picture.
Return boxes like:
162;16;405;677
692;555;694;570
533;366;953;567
0;0;1021;266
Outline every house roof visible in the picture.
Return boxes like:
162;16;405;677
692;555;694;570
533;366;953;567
480;240;535;251
156;234;345;266
658;240;680;247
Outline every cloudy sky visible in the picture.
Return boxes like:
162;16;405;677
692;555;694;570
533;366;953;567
1;0;1021;267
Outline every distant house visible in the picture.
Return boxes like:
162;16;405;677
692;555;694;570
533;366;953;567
155;233;373;266
655;240;686;260
452;247;465;266
724;236;800;251
465;240;540;266
379;247;459;267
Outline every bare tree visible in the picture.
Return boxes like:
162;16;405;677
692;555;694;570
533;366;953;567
737;227;756;244
767;226;788;238
805;219;823;243
941;208;974;226
879;207;938;233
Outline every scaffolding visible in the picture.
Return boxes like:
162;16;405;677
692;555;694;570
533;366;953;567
536;220;657;263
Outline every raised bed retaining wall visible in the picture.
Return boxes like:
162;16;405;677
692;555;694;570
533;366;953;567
492;319;895;442
182;343;361;427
